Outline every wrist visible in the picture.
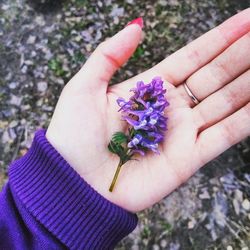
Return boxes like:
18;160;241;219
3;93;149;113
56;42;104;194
9;129;138;249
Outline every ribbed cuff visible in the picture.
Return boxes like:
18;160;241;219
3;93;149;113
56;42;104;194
8;129;138;250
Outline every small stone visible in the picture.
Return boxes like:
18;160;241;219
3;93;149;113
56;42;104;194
44;26;55;33
9;82;19;89
31;51;37;57
152;244;160;250
126;0;134;4
21;104;31;111
199;189;210;199
27;35;36;44
160;239;167;248
244;173;250;183
85;44;92;52
9;95;22;106
2;110;13;118
1;4;10;10
81;30;92;42
169;242;180;250
209;178;219;185
2;130;11;144
227;246;233;250
74;35;82;42
57;78;65;85
35;16;45;26
113;16;119;25
9;128;17;140
37;81;48;92
21;65;28;73
36;99;43;107
131;245;139;250
9;120;18;128
24;60;34;66
242;199;250;211
20;148;28;156
44;48;53;60
187;218;196;229
233;199;240;215
65;11;71;17
159;0;168;6
95;30;102;41
110;6;124;17
42;106;53;111
234;189;243;202
242;247;249;250
0;121;8;129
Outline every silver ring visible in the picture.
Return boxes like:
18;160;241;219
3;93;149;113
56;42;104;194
183;82;200;105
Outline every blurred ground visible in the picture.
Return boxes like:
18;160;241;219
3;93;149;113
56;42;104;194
0;0;250;249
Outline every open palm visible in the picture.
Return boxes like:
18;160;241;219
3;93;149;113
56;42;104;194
46;9;250;212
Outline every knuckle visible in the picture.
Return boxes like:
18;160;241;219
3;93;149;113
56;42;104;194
212;58;232;80
223;86;239;110
221;121;237;146
243;102;250;116
103;52;121;69
185;45;203;68
223;70;250;110
221;102;250;146
96;42;121;69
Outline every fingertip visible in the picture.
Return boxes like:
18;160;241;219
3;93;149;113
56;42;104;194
101;22;143;62
119;20;143;40
126;17;144;29
219;8;250;43
78;18;144;90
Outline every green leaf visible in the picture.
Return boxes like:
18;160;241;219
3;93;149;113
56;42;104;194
108;140;130;162
136;130;148;137
48;58;66;77
108;132;133;164
108;141;121;154
131;46;144;61
108;141;116;153
112;132;128;145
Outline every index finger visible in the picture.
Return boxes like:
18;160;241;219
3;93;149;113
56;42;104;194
154;8;250;85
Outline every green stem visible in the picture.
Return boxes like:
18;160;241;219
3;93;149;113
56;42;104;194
109;160;124;192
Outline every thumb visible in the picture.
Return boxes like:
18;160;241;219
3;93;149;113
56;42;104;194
73;18;143;92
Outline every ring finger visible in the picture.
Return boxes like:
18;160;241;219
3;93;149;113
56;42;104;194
194;69;250;131
177;32;250;107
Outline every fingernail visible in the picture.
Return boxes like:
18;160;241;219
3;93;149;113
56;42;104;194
126;17;144;28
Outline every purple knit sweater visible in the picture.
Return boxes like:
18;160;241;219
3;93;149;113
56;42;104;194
0;129;138;249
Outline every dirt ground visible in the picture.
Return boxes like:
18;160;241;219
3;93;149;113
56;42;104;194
0;0;250;249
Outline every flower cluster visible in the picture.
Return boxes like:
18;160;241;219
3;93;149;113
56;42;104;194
117;76;169;155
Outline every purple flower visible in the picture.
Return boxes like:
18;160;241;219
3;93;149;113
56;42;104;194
117;77;169;155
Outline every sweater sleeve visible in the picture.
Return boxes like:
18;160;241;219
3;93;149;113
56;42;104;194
0;129;138;250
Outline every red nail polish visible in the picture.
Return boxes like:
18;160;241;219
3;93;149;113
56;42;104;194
126;17;144;28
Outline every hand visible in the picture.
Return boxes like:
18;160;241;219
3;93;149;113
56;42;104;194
46;9;250;212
